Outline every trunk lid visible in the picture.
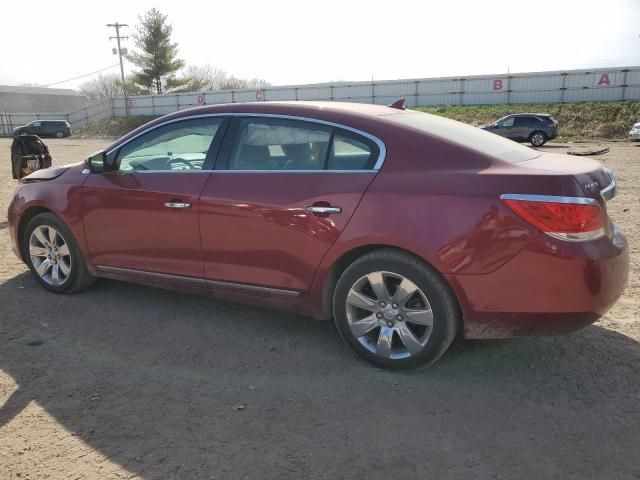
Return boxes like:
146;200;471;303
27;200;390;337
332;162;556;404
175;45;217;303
518;152;614;203
516;152;616;237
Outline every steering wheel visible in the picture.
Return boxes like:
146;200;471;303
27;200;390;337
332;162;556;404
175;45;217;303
165;157;197;170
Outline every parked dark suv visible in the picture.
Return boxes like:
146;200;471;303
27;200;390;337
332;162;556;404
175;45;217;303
482;113;558;146
13;120;72;138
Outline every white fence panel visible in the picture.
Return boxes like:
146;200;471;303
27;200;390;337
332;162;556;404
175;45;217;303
3;66;638;136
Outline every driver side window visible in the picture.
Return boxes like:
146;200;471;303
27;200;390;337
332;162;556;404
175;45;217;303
117;117;223;171
498;117;515;128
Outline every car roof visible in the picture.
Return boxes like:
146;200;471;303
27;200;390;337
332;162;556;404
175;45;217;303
110;101;415;150
173;101;405;119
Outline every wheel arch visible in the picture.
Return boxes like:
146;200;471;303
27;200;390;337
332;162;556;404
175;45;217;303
17;206;54;261
312;243;462;323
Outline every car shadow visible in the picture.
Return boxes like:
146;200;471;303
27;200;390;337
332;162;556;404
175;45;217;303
1;272;639;479
0;221;8;231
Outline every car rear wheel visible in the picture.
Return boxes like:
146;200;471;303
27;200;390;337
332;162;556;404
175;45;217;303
23;213;95;293
333;249;460;369
55;131;64;138
529;131;547;147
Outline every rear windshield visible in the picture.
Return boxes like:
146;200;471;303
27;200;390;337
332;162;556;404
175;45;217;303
384;111;540;163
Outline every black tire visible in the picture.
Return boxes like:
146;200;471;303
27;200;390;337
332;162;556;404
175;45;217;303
55;131;64;138
529;131;547;147
23;212;95;294
333;249;460;370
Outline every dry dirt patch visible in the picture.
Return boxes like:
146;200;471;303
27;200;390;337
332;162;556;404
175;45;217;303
0;138;638;479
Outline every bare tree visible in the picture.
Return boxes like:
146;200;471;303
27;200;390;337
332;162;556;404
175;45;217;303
174;64;270;92
78;73;123;100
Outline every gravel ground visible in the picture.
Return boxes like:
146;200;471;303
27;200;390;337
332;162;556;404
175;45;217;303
0;138;638;479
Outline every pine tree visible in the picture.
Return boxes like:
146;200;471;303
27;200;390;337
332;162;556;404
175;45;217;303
127;8;189;94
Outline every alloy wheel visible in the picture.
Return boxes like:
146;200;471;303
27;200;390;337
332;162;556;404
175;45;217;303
345;271;434;360
531;133;545;146
29;225;72;286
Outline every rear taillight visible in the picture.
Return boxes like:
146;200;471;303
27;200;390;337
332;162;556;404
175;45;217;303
500;194;605;242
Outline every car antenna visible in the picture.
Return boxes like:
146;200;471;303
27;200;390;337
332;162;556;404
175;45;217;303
387;98;406;110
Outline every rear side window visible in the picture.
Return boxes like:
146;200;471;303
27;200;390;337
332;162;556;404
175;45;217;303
513;117;533;127
229;117;331;170
329;131;379;170
227;117;380;171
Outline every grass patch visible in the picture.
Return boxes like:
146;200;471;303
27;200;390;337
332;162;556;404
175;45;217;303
77;116;157;138
414;101;640;141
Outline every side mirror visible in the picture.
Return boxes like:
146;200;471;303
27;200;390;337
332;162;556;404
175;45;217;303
84;150;107;173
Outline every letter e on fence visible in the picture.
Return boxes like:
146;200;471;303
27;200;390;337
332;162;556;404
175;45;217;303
493;79;503;91
597;74;611;86
127;98;135;107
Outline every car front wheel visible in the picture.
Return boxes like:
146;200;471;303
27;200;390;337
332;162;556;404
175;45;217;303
23;212;95;293
333;249;460;369
55;131;64;138
529;131;547;147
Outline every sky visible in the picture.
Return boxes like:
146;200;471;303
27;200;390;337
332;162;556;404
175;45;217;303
0;0;638;90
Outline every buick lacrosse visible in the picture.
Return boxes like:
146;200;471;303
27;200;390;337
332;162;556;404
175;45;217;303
8;101;629;368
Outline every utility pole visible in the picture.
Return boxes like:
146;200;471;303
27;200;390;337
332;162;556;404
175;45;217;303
107;22;129;115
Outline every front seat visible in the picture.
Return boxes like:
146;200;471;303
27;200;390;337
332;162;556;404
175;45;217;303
232;145;278;170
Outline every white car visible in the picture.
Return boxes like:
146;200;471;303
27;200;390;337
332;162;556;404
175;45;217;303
630;122;640;141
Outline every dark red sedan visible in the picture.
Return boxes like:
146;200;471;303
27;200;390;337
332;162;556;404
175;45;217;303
7;101;629;369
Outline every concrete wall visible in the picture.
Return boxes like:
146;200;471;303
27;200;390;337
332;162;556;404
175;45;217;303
0;86;89;113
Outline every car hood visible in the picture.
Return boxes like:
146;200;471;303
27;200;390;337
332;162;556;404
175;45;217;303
20;162;82;183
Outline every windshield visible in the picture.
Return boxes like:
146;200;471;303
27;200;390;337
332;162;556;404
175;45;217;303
384;111;541;163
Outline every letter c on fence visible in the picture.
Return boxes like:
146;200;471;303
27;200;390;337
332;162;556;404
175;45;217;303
256;91;264;101
493;79;503;91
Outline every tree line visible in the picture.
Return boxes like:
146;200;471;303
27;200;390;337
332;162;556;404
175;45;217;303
80;8;269;99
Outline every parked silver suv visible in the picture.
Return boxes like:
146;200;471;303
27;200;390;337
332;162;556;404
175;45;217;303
629;122;640;141
482;113;558;146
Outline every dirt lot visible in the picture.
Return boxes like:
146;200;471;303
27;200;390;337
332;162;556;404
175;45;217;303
0;138;638;479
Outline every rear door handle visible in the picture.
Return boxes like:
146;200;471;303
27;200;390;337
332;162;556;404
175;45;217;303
305;205;342;214
164;200;191;209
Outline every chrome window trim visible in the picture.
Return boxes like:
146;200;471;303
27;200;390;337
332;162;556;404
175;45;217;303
499;193;600;205
105;113;387;172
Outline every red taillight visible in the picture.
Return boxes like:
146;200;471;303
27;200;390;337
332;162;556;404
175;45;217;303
501;195;605;241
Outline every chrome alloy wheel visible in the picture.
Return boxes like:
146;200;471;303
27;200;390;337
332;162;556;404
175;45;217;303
29;225;72;286
345;271;434;360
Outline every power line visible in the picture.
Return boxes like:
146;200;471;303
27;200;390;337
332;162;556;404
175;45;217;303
3;64;120;94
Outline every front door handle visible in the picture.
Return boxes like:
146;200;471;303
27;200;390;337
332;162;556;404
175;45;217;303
164;200;191;209
305;205;342;214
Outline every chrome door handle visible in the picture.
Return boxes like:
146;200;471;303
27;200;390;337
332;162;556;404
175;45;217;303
305;206;342;214
164;201;191;209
